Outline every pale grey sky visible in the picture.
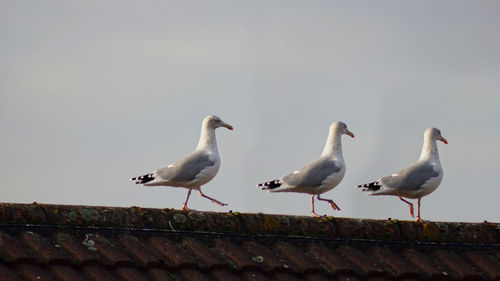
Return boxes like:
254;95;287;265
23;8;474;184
1;1;499;222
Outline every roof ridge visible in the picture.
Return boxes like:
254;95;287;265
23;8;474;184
0;202;498;244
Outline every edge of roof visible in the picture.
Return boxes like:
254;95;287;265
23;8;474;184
0;202;498;244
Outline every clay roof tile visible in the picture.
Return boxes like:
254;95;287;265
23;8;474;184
0;203;498;281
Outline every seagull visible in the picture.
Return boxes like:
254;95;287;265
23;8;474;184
131;115;233;211
258;121;354;217
357;127;447;222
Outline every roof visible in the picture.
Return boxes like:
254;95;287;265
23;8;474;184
0;203;499;281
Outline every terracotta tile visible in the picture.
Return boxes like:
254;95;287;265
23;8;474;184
242;241;285;272
20;231;71;264
239;213;266;234
398;222;420;242
0;264;23;281
115;267;150;281
90;234;134;267
241;270;271;281
337;245;381;275
370;247;418;277
446;222;498;243
16;263;56;281
82;264;119;281
464;251;500;280
303;272;330;281
397;278;422;281
334;274;361;281
50;265;87;281
308;243;354;274
2;203;500;281
214;238;259;270
210;268;241;281
0;203;47;225
335;219;371;240
433;249;480;279
401;248;443;277
364;219;401;241
477;222;500;243
147;267;178;281
272;272;302;281
416;222;446;243
200;212;242;233
178;268;211;281
52;232;101;265
182;236;226;269
118;234;162;267
148;236;198;268
295;217;335;237
364;277;392;281
0;232;34;263
275;241;323;274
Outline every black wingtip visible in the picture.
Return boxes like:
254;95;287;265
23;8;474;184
258;179;281;190
357;181;381;191
130;173;155;184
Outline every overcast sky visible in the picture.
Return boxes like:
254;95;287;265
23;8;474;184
1;1;499;223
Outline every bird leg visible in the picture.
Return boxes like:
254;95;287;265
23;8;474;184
198;190;228;206
182;189;192;211
311;195;322;217
416;198;423;222
398;197;414;218
317;194;341;211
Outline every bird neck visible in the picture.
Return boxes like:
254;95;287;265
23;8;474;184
321;131;343;158
196;125;218;152
419;136;440;162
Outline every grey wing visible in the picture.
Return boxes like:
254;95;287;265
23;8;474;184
380;162;439;191
156;152;216;182
282;158;341;188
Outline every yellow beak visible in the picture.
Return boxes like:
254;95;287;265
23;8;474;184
346;129;355;138
439;136;448;144
222;123;234;130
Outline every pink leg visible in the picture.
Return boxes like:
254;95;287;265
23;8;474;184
182;189;192;211
198;190;227;206
311;195;321;217
416;198;423;222
317;194;341;211
398;196;414;218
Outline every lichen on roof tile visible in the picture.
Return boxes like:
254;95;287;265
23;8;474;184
243;240;286;273
0;203;499;281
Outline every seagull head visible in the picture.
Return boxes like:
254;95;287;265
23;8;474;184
427;127;448;144
204;115;233;130
331;121;355;138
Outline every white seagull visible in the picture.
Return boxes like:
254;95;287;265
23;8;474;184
357;127;448;222
258;121;354;217
131;115;233;211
